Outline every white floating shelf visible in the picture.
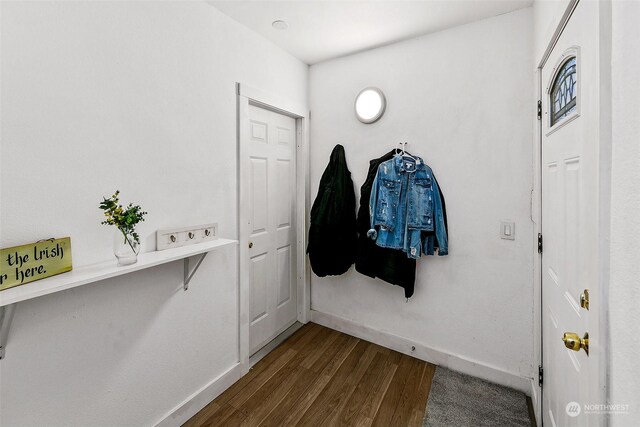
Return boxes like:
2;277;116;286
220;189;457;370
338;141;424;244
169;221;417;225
0;238;237;308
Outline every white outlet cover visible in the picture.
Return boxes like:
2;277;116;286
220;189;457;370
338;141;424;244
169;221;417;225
500;221;515;240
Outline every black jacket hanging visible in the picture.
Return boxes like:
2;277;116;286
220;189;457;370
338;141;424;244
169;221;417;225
355;150;448;298
307;144;357;277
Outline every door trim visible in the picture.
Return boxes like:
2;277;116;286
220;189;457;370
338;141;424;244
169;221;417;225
537;0;580;70
534;0;613;424
236;83;310;374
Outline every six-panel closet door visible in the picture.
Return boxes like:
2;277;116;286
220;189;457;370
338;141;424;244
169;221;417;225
246;104;298;356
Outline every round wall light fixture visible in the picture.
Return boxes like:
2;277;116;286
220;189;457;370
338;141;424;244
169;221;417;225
355;87;386;124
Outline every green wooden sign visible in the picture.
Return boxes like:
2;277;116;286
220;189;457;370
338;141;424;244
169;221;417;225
0;237;72;291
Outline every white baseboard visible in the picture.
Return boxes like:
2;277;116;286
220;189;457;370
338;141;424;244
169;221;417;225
530;378;541;426
310;309;532;394
154;362;243;427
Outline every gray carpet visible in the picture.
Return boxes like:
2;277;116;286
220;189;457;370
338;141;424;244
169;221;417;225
424;367;531;427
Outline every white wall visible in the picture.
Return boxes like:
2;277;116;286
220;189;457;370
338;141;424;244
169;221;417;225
309;8;535;390
609;0;640;424
0;1;307;426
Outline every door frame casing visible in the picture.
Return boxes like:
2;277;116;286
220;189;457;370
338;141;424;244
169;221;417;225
533;0;612;425
236;83;310;374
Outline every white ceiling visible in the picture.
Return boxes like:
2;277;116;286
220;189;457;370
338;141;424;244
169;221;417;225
208;0;533;64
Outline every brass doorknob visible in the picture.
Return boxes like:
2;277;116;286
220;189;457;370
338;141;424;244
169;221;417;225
249;242;253;249
562;332;589;355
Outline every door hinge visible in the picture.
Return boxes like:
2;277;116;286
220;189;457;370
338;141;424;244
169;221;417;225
539;365;544;387
537;100;542;120
538;233;543;253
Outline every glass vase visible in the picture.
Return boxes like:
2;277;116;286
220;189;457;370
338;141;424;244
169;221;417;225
113;229;140;266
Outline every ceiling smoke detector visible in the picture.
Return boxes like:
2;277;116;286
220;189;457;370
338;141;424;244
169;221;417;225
272;20;289;30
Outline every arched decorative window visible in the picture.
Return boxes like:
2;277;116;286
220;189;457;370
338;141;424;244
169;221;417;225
550;56;577;126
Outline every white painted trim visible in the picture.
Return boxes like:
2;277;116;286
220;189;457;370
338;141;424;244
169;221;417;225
296;109;311;325
532;67;543;427
237;84;307;119
154;363;242;427
310;310;532;394
537;0;580;69
236;83;310;374
596;0;613;420
529;378;541;427
237;86;251;374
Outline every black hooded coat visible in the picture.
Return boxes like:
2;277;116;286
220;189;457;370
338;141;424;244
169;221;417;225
307;144;357;277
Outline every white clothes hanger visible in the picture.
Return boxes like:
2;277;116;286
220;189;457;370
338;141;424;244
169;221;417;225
397;141;417;162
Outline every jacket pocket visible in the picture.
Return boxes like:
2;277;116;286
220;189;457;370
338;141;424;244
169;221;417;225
407;177;434;230
374;178;400;231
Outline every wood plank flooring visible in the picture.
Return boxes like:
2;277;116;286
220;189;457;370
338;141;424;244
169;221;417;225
184;323;436;427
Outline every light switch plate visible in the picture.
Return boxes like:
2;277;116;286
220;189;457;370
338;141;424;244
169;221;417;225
500;221;515;240
156;223;218;251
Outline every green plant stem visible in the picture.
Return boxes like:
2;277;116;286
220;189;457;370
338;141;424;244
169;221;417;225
120;229;137;254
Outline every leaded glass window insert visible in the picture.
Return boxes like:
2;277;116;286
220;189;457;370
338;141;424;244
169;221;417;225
550;56;577;126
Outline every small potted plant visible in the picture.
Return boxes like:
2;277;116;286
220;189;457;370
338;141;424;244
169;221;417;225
99;191;147;266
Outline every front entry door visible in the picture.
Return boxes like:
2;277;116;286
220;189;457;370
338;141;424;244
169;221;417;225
541;1;602;425
246;104;298;356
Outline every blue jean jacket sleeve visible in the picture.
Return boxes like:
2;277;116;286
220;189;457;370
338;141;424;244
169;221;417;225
422;235;435;255
430;177;448;255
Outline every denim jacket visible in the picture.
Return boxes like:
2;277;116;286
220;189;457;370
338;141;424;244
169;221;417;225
368;154;448;259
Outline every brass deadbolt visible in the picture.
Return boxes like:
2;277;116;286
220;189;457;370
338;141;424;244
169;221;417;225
249;242;253;249
580;289;590;310
562;332;589;356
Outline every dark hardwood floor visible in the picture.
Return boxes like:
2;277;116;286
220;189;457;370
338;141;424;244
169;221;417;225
184;322;436;427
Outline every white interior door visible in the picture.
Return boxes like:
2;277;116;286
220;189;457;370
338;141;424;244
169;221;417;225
541;1;602;426
246;103;298;356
